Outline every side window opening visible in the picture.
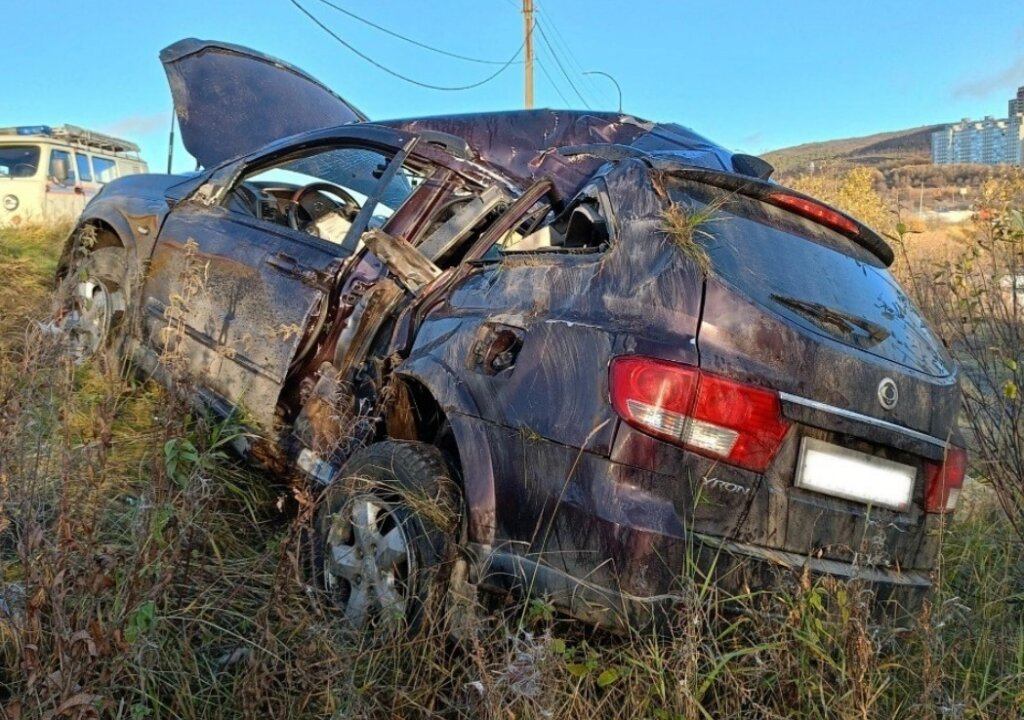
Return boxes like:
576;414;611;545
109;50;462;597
499;193;611;254
76;153;93;182
562;201;610;248
48;149;75;186
228;144;432;250
499;204;559;251
93;156;118;183
416;185;510;267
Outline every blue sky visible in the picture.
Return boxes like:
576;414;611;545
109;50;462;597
4;0;1024;172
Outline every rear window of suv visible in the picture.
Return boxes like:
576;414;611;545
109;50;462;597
667;177;949;376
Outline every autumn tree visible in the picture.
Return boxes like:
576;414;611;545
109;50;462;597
788;166;892;233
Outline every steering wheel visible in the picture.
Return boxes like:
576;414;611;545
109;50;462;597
11;163;37;178
286;181;360;231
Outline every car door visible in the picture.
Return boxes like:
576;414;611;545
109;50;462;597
141;127;419;431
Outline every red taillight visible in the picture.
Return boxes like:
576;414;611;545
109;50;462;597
768;193;861;236
609;356;790;473
923;446;967;514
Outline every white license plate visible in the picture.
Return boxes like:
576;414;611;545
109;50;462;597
795;437;916;511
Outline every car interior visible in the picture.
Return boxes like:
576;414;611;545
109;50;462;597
227;144;423;244
224;142;614;270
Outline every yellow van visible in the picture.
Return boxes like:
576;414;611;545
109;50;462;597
0;125;148;227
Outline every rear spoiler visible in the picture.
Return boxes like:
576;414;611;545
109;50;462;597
555;144;892;266
645;164;894;267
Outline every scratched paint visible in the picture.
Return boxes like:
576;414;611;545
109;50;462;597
53;39;963;629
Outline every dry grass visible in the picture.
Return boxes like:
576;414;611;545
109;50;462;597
0;225;1020;719
659;201;721;277
0;224;68;346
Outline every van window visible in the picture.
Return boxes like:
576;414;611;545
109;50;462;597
93;157;118;183
48;149;75;186
0;145;40;178
76;153;93;182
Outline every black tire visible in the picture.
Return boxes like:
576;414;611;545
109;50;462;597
312;440;461;638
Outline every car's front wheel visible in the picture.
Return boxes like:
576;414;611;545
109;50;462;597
312;441;461;638
55;228;131;364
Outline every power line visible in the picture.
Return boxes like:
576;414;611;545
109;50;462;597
535;2;608;107
534;20;591;109
289;0;524;92
536;5;598;101
537;58;572;107
312;0;523;66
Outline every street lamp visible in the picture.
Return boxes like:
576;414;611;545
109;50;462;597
583;70;622;113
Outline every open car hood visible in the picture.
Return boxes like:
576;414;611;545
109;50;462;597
161;38;367;168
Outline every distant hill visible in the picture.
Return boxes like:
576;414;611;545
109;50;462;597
763;125;940;177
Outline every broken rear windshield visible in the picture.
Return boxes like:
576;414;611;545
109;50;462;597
668;178;949;376
0;145;40;178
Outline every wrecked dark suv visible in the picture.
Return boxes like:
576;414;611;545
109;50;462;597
56;39;966;632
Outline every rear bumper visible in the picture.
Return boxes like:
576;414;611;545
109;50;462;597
478;532;932;631
695;532;932;590
692;533;932;621
475;420;934;629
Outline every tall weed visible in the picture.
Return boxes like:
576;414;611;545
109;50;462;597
0;222;1020;719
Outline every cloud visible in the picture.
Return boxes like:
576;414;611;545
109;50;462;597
738;131;765;148
953;55;1024;100
101;112;170;137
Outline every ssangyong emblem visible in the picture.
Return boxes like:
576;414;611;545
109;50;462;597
877;377;899;410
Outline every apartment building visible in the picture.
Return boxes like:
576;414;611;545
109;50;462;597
932;86;1024;165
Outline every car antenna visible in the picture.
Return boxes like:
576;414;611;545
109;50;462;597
166;111;175;174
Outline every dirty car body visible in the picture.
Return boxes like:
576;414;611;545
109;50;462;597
58;39;966;629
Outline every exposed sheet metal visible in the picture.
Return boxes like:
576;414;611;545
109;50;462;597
382;109;734;201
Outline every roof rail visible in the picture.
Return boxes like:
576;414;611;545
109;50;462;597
53;125;141;154
0;124;141;155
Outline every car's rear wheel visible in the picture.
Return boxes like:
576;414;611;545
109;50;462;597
312;441;461;638
56;229;130;364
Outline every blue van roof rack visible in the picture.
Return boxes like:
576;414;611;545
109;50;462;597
0;124;141;156
0;125;54;136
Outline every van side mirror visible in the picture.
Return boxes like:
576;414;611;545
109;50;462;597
50;157;69;183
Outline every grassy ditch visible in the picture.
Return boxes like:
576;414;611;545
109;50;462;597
0;224;1021;719
0;224;66;346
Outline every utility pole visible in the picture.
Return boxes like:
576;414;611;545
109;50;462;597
523;0;534;109
166;112;175;174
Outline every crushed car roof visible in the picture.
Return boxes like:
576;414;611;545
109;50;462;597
380;110;739;200
161;38;745;199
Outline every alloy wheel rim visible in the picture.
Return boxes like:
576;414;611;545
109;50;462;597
323;495;415;631
60;277;124;363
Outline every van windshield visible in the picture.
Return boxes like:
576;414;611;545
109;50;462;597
0;145;41;178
